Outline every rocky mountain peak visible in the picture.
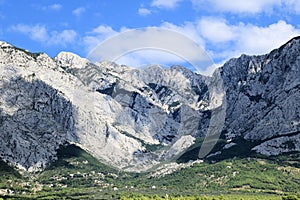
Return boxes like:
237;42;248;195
55;51;89;69
0;41;13;48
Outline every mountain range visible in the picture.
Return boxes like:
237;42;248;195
0;36;299;173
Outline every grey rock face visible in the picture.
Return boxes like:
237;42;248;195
220;37;300;156
0;77;74;172
0;36;299;172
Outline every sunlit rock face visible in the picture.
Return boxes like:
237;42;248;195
0;41;210;172
0;36;299;172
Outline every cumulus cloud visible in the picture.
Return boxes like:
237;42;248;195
41;4;62;11
196;18;300;61
10;24;48;42
10;24;77;46
285;0;300;13
151;0;183;9
197;17;235;43
138;8;151;16
49;30;77;45
235;21;300;54
72;7;85;17
192;0;281;14
48;4;62;11
150;0;300;14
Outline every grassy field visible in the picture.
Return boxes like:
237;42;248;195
0;145;299;199
119;193;294;200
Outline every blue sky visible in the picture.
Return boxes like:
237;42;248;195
0;0;300;74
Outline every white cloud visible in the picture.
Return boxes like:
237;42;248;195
10;24;77;46
148;0;300;14
49;30;77;45
72;7;85;17
41;4;62;11
151;0;183;9
138;8;151;16
236;20;300;54
192;0;281;14
48;4;62;11
196;18;300;61
285;0;300;13
10;24;48;42
197;17;235;43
